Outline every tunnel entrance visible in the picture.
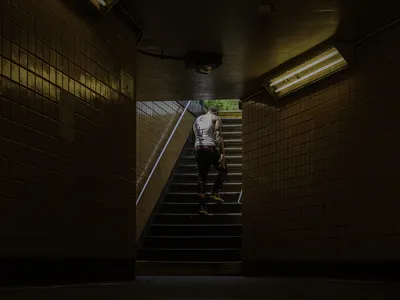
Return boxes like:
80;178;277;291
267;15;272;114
136;99;243;275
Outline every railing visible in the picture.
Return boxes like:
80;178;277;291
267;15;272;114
238;189;242;204
136;101;193;205
178;100;205;117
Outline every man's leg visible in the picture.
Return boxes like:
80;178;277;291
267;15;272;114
210;149;227;202
195;148;211;214
213;166;227;193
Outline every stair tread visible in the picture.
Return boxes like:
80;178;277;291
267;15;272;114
179;164;242;167
141;248;240;251
145;235;241;239
168;191;240;194
182;155;242;159
163;202;240;205
137;260;241;264
188;147;242;150
174;172;242;176
151;224;241;227
158;213;242;216
221;131;242;134
171;183;242;186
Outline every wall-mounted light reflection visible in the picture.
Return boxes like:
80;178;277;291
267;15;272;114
1;32;123;111
264;47;348;99
89;0;119;11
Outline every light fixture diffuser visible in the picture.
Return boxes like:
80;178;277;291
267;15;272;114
265;47;348;98
89;0;118;11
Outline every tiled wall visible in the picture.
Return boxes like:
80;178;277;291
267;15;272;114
136;101;184;196
243;22;400;263
136;110;195;240
0;0;136;258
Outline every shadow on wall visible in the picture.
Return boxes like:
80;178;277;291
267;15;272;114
1;75;135;255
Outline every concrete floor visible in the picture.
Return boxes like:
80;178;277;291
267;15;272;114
1;276;399;300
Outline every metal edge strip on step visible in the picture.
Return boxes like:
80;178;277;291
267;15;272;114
187;147;242;150
136;260;242;265
222;139;242;142
178;164;242;168
157;213;242;216
221;131;242;134
170;183;242;185
167;192;240;195
140;248;241;252
182;155;242;159
144;235;241;239
151;224;242;227
162;202;240;205
173;172;243;176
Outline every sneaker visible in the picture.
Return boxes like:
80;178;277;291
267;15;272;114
198;206;208;215
209;193;224;203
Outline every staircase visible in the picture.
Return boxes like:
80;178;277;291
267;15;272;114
137;112;242;275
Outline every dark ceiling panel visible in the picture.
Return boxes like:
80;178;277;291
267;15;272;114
122;0;400;101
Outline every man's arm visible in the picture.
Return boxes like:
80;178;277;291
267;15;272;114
214;116;226;167
191;123;196;144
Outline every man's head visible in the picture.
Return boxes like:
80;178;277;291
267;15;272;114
207;106;219;116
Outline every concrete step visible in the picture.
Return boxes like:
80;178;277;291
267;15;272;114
219;110;242;119
222;139;242;146
142;236;242;249
187;147;242;155
138;248;241;262
135;261;242;276
177;163;242;173
221;131;242;137
154;213;242;225
169;182;242;193
181;155;242;163
159;202;242;214
148;224;242;236
220;118;242;125
172;172;242;183
164;192;241;203
221;124;242;132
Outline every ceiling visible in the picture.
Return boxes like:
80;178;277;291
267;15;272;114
122;0;400;101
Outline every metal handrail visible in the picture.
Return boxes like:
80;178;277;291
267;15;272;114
136;101;192;206
238;189;242;204
177;100;205;117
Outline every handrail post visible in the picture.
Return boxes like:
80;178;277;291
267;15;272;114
136;101;192;206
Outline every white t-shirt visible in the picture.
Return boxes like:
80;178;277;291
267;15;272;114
193;114;216;147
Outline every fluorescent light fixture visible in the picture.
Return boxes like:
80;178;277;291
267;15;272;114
89;0;118;10
270;50;339;86
265;47;348;98
275;58;344;92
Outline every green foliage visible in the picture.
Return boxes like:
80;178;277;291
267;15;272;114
203;99;239;111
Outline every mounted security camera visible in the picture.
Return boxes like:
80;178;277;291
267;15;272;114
184;51;223;74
